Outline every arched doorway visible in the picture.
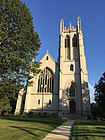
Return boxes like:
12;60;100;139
69;100;76;113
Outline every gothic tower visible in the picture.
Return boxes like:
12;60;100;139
58;17;91;117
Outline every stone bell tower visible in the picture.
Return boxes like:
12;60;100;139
58;17;91;117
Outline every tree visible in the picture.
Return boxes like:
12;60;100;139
0;0;41;114
94;72;105;117
91;103;101;119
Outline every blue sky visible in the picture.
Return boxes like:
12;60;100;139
21;0;105;102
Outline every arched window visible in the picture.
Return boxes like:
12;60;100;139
70;64;74;71
37;67;53;93
69;84;76;97
72;34;77;47
65;35;70;60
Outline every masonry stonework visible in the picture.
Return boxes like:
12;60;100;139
15;17;91;118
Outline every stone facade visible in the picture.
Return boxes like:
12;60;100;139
15;17;91;118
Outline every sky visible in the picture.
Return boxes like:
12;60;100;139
21;0;105;102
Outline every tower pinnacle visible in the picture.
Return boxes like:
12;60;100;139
60;19;64;33
77;17;82;31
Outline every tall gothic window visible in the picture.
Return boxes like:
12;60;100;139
69;84;76;97
37;67;53;93
65;35;70;60
72;34;77;47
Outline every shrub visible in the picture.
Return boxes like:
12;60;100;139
43;112;47;118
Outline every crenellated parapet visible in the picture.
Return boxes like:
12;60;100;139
60;17;82;34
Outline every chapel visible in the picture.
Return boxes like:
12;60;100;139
15;17;91;118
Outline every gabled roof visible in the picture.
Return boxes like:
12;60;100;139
40;50;58;65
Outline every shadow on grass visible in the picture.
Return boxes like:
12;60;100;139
72;120;105;139
73;128;105;133
1;117;66;131
10;125;70;138
73;129;105;138
9;126;51;137
73;134;105;137
1;117;65;128
74;120;105;126
10;126;38;136
96;127;105;130
73;131;105;136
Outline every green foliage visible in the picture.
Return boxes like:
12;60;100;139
94;72;105;117
91;103;101;118
0;96;11;114
0;0;41;113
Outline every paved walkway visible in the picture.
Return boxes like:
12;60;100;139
42;121;74;140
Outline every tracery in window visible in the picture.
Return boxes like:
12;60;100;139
65;35;70;60
37;67;53;93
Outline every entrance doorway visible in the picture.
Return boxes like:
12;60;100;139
69;100;76;113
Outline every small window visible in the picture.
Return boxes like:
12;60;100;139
38;100;40;104
49;100;51;105
46;56;48;60
70;64;74;71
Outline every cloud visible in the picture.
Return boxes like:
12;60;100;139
88;83;95;103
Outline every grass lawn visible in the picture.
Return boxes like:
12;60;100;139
0;117;65;140
72;119;105;140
